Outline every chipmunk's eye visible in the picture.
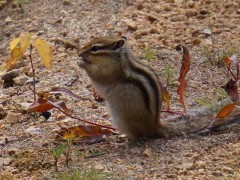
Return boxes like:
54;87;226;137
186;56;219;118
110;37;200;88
90;45;101;52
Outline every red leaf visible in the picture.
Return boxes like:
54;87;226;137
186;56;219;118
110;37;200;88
56;125;113;143
28;98;54;112
216;103;237;119
28;98;70;113
223;79;239;102
224;57;231;69
176;45;190;113
225;54;239;81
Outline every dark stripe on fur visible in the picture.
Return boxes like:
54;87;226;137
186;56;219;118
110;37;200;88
122;51;160;115
125;78;151;111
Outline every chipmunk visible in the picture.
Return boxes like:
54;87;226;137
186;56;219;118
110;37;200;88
77;36;240;139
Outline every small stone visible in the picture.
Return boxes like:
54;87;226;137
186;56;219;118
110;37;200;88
26;79;39;85
188;1;195;8
149;28;158;34
175;162;194;170
146;13;159;22
212;171;223;176
95;164;105;170
5;17;12;23
142;148;152;157
25;126;42;134
14;75;29;86
102;113;109;119
0;104;4;112
5;112;22;124
54;18;62;24
136;3;144;10
91;101;98;109
222;165;233;172
203;28;212;35
37;116;46;123
192;38;201;46
0;157;12;166
195;161;206;169
17;102;31;113
185;9;198;17
1;123;12;129
199;9;209;15
122;19;137;31
63;0;71;5
1;69;19;81
25;18;31;23
8;148;19;156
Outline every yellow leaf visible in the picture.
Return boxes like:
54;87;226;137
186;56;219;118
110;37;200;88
20;32;31;53
162;87;171;110
34;38;52;68
10;38;20;51
160;84;171;110
63;129;77;140
5;47;23;70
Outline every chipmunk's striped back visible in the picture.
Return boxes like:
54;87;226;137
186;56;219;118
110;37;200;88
78;36;162;138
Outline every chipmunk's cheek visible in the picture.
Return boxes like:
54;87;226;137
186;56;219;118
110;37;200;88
77;57;91;68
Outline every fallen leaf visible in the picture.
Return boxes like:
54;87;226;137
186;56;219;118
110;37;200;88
28;98;54;113
56;125;113;143
28;97;69;113
216;103;237;119
223;79;239;102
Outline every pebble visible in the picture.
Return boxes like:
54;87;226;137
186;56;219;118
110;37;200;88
195;161;206;169
5;112;22;124
1;123;12;129
122;19;138;31
0;157;12;166
24;126;42;134
142;148;153;157
91;101;98;109
14;75;29;86
5;17;12;23
63;0;71;5
175;162;194;170
146;13;159;22
1;69;19;81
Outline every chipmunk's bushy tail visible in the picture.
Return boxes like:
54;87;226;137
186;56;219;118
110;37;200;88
159;105;240;138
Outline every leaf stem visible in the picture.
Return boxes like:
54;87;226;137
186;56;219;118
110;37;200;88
29;44;36;102
29;86;117;131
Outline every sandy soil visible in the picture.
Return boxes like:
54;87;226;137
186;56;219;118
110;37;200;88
1;0;240;179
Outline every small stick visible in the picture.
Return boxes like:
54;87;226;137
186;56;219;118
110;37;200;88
29;44;36;102
29;86;117;131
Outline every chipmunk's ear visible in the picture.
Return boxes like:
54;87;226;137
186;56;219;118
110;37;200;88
113;37;126;50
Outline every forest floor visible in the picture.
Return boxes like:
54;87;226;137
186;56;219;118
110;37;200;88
1;0;240;179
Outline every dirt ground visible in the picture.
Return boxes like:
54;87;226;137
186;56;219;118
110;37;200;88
1;0;240;179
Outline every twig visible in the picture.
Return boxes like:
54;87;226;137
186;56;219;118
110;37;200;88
29;44;36;102
161;110;185;115
29;86;117;131
84;152;108;159
226;67;238;81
